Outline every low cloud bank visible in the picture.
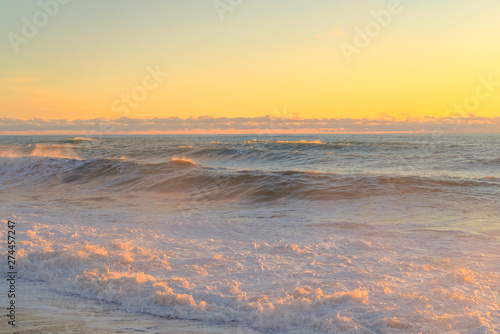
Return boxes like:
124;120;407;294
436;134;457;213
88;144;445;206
1;115;499;135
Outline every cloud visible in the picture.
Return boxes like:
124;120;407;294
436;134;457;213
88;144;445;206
1;115;499;135
330;27;345;36
315;28;344;39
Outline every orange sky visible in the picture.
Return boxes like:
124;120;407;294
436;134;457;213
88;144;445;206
1;1;500;131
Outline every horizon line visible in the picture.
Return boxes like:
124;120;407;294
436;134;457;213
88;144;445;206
1;115;499;135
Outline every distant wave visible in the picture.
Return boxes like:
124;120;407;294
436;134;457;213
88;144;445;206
276;140;324;145
66;137;97;143
100;139;416;165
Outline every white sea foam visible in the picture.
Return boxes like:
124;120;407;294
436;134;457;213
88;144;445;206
4;208;498;333
0;144;81;160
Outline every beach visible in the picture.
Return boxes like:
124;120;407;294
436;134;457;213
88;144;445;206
1;134;499;333
1;280;261;334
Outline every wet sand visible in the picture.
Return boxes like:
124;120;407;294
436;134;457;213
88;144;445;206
3;308;256;333
0;281;259;334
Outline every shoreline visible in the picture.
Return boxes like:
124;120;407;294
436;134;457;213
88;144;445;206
6;308;259;334
1;280;260;334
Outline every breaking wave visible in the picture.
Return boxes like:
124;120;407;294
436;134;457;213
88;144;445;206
1;154;497;204
0;144;81;160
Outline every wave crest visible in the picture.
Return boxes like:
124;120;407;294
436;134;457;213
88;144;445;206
66;137;97;143
171;157;197;166
0;144;81;160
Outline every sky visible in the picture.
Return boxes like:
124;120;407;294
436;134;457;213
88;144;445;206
1;0;499;133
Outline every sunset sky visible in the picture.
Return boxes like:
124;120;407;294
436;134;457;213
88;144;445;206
1;0;499;132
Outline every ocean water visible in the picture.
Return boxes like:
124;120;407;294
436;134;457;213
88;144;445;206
0;134;499;333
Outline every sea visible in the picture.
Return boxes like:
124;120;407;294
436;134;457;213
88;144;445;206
0;134;499;333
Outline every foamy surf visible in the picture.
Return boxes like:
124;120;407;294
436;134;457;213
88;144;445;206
6;213;499;333
0;144;81;160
